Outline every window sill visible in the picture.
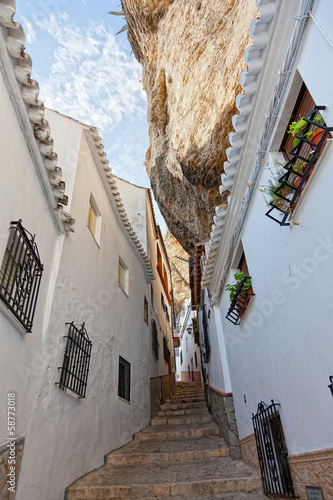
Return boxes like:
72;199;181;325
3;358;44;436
118;284;129;298
118;396;131;405
0;300;28;336
87;225;100;248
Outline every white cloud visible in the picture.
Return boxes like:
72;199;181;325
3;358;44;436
32;12;146;135
21;17;37;45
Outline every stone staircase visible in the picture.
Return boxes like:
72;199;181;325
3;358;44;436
66;383;264;499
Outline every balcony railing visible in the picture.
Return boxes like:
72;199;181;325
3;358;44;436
225;277;254;325
266;106;333;225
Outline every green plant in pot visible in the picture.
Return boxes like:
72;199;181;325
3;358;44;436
265;169;293;213
226;272;252;301
288;114;324;148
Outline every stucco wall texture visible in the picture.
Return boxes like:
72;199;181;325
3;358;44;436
123;0;258;253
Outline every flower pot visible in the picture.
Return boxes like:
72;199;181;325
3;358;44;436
309;128;331;155
293;176;302;190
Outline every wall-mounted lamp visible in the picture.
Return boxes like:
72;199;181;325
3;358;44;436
328;376;333;397
186;327;192;335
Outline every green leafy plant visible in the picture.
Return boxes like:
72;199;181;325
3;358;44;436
109;9;128;35
226;272;252;301
288;114;324;148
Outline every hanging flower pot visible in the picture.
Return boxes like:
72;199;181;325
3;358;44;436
309;128;331;155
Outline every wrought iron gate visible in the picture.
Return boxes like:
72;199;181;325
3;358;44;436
252;400;296;498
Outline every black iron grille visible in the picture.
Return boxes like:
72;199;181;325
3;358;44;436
202;305;210;363
118;356;130;401
252;400;296;498
163;336;168;362
57;322;92;398
0;220;43;332
225;277;255;325
152;319;158;359
266;106;333;225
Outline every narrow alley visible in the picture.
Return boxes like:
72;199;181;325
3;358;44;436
66;384;263;499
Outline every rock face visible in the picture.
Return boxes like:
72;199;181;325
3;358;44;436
164;230;191;317
122;0;258;253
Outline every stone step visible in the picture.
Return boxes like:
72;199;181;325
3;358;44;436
169;395;205;402
161;401;207;411
134;421;220;441
107;436;229;465
67;456;262;499
151;414;212;426
157;407;209;417
118;494;265;500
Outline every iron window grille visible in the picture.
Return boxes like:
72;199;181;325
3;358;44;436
328;376;333;397
118;356;130;402
152;319;159;359
266;106;333;226
252;400;296;498
0;220;43;332
56;322;92;398
225;277;255;325
202;304;210;363
163;336;168;362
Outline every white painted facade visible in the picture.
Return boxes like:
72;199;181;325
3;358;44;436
175;299;202;387
115;178;175;384
201;0;333;476
0;11;155;495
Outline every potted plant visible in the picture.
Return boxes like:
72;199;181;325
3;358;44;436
265;169;293;213
226;272;252;301
288;113;328;152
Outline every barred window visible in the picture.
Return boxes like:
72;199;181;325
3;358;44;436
152;319;158;359
0;220;43;332
163;336;169;362
118;356;130;402
57;322;92;398
118;258;129;295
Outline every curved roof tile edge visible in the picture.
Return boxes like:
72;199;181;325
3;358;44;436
88;127;155;281
202;0;275;288
0;0;75;234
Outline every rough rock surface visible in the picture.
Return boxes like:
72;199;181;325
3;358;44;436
164;230;191;317
122;0;258;253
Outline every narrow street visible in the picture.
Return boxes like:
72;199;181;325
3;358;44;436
67;384;263;499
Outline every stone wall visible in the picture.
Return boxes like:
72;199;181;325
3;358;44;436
207;387;241;460
151;373;176;418
240;434;259;470
0;439;24;500
289;448;333;500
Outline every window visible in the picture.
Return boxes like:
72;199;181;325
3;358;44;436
226;250;254;325
163;336;168;362
118;258;129;295
152;319;158;359
194;351;198;368
56;322;92;398
0;220;43;332
87;194;101;244
144;296;148;325
180;350;183;365
118;356;130;402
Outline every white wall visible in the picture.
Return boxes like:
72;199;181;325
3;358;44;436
213;8;333;456
4;114;152;500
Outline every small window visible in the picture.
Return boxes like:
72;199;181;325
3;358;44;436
144;296;148;325
163;337;168;362
118;356;130;402
87;194;101;244
194;351;198;368
56;322;92;398
118;258;129;296
180;350;183;365
0;220;43;332
152;319;158;359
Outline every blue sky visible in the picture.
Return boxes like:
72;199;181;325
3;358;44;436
14;0;166;231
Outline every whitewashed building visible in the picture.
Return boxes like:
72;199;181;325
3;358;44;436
175;299;202;388
200;0;333;498
115;178;176;417
0;3;159;498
